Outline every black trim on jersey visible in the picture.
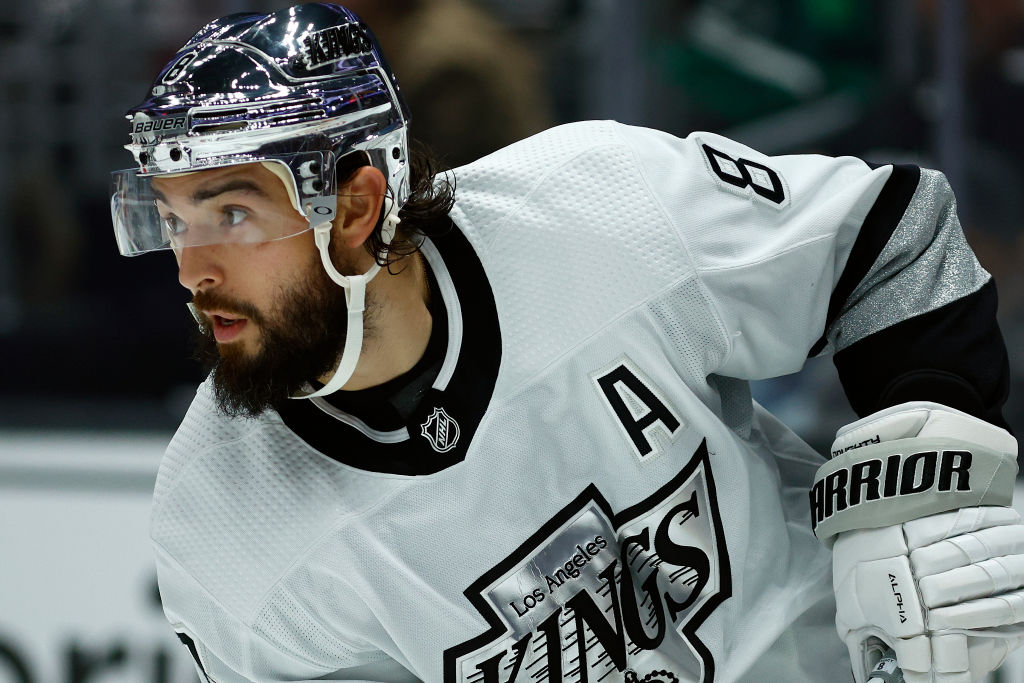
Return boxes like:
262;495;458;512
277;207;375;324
611;440;732;683
318;268;449;431
834;279;1011;430
176;632;212;683
808;164;921;357
276;219;502;475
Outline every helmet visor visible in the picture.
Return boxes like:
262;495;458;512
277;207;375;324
111;156;330;256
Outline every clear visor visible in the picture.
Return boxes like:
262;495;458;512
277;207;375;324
111;155;332;256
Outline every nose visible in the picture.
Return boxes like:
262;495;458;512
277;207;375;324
176;244;225;293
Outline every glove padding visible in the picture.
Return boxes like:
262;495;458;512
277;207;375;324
825;402;1023;683
835;506;1024;683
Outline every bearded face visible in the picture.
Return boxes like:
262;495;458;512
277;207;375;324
150;162;396;416
191;246;365;418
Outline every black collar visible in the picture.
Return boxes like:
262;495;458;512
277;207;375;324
275;219;502;475
317;261;449;431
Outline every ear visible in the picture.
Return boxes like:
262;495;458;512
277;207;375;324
334;166;387;250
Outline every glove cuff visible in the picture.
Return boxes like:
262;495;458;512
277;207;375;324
811;436;1016;544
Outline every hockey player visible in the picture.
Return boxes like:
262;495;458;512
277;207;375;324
111;4;1024;682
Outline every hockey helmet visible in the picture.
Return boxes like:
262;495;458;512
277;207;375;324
111;3;411;398
110;2;409;257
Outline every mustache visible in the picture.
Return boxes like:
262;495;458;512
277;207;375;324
192;290;266;326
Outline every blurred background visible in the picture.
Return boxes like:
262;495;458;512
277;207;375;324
0;0;1022;681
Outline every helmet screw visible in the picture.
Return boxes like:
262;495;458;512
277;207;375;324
298;160;321;178
311;179;324;192
169;147;182;162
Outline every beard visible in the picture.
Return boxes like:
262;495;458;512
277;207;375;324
191;249;366;419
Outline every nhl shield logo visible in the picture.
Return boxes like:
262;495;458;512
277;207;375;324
421;407;460;453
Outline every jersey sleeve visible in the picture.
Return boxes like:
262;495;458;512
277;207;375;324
616;125;1009;427
823;167;1010;429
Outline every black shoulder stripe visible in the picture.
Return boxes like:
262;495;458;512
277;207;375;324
809;164;921;356
176;632;212;683
833;279;1010;430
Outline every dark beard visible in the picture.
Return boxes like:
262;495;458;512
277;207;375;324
191;254;359;419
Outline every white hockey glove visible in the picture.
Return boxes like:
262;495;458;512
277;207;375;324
810;402;1023;683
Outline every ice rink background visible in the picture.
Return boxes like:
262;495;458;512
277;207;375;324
0;434;196;682
1;0;1022;681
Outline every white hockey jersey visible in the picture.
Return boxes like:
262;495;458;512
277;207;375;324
151;121;993;682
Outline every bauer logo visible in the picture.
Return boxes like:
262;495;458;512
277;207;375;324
443;439;731;683
132;117;187;136
301;23;373;69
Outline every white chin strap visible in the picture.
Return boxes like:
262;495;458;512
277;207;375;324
291;197;400;399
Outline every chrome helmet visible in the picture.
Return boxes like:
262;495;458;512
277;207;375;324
111;1;409;257
111;3;410;397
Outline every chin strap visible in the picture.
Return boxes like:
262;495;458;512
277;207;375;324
290;197;400;399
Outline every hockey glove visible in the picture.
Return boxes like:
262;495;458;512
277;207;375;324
810;401;1024;683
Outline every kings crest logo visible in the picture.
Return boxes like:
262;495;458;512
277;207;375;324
443;439;731;682
421;407;460;453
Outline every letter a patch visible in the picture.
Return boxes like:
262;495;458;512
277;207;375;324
592;357;684;462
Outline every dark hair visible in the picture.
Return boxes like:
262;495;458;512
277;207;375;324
336;138;456;267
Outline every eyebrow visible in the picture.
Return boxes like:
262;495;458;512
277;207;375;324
152;178;269;205
192;178;269;203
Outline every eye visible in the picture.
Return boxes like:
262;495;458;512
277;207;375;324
224;207;248;227
160;213;186;236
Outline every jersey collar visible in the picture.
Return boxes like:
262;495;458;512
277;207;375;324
276;219;501;475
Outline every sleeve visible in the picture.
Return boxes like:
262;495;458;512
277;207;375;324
821;165;1010;429
617;125;1009;427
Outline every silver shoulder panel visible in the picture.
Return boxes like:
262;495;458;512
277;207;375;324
827;168;990;354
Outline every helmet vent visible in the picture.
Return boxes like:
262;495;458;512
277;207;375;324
191;107;248;120
266;109;326;126
187;99;325;132
189;108;325;134
191;121;249;134
261;97;321;112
